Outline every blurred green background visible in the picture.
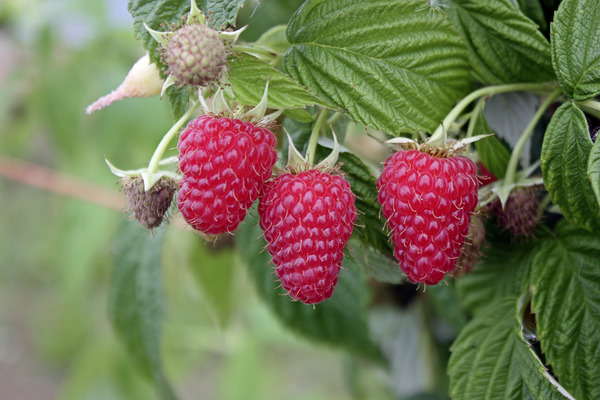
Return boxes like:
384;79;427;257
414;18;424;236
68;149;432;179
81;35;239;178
0;1;450;399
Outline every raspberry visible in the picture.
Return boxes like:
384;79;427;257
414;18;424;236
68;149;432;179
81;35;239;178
164;24;227;87
258;169;357;304
120;176;176;229
493;186;541;238
177;115;277;234
377;149;478;285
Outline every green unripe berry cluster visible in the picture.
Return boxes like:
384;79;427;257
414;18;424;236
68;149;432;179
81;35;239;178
164;24;227;87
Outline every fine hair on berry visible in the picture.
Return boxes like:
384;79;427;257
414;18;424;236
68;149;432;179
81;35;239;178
258;169;357;304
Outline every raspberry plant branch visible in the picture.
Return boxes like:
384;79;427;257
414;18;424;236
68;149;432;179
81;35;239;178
431;83;556;141
500;87;562;201
144;101;201;190
305;108;329;166
465;97;487;154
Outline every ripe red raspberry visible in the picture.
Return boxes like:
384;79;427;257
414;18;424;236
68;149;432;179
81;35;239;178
258;169;357;304
377;149;478;285
178;115;277;234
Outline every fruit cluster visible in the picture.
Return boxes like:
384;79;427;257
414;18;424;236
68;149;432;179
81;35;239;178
175;112;482;296
95;6;489;303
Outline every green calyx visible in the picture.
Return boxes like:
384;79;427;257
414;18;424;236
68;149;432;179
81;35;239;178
385;129;493;158
286;109;341;174
197;81;283;127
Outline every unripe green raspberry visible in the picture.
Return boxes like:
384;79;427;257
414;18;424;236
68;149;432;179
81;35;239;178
120;176;176;229
164;24;227;87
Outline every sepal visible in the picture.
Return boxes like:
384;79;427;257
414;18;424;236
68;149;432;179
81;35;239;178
315;130;340;170
105;158;180;192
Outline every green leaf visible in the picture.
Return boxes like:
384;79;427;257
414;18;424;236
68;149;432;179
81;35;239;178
446;0;554;85
282;0;470;134
515;0;547;30
530;220;600;400
108;222;176;400
186;236;236;328
283;107;314;123
128;0;189;66
473;113;511;179
449;297;568;400
551;0;600;100
165;85;191;121
456;235;542;315
540;102;600;232
256;25;291;54
352;240;403;284
204;0;246;29
236;214;383;362
589;138;600;206
228;53;336;110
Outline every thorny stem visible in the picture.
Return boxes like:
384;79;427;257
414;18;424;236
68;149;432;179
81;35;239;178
147;102;201;178
503;88;562;187
431;83;556;139
306;109;329;166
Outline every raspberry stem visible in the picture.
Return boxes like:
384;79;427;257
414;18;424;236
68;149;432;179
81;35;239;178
306;108;329;166
145;102;201;189
432;83;556;141
465;97;486;153
503;88;562;188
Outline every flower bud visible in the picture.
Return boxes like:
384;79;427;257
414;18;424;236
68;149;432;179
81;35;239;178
86;54;164;114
